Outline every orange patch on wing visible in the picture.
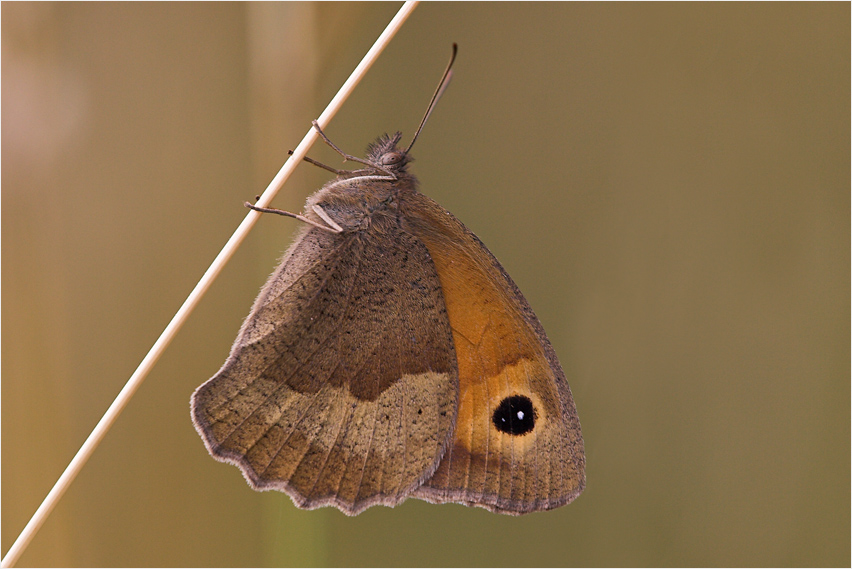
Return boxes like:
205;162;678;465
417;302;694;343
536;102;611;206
428;253;532;380
416;231;560;454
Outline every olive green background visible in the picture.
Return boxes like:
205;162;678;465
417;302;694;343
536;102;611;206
3;2;848;566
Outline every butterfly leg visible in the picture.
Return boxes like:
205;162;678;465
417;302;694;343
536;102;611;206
245;202;343;234
288;150;353;176
310;204;344;233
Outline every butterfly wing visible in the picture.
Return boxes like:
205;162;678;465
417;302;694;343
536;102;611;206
403;192;586;515
191;225;458;515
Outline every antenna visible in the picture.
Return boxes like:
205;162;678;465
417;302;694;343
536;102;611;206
406;43;458;154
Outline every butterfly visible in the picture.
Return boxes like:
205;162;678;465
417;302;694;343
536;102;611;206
191;45;584;515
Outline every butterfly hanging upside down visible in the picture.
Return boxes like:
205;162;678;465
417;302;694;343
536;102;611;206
190;45;585;516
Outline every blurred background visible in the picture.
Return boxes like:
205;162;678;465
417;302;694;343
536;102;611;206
2;3;848;566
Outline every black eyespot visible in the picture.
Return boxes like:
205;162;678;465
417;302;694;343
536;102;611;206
492;395;537;436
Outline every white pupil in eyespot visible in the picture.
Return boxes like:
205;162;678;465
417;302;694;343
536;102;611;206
517;411;524;420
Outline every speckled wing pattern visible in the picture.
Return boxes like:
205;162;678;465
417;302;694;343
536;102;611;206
191;225;458;515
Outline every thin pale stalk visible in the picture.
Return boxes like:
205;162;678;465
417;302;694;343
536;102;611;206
0;2;419;566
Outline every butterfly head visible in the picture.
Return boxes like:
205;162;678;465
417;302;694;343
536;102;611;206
366;132;413;174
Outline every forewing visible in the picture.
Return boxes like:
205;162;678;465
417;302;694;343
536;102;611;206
404;193;586;515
